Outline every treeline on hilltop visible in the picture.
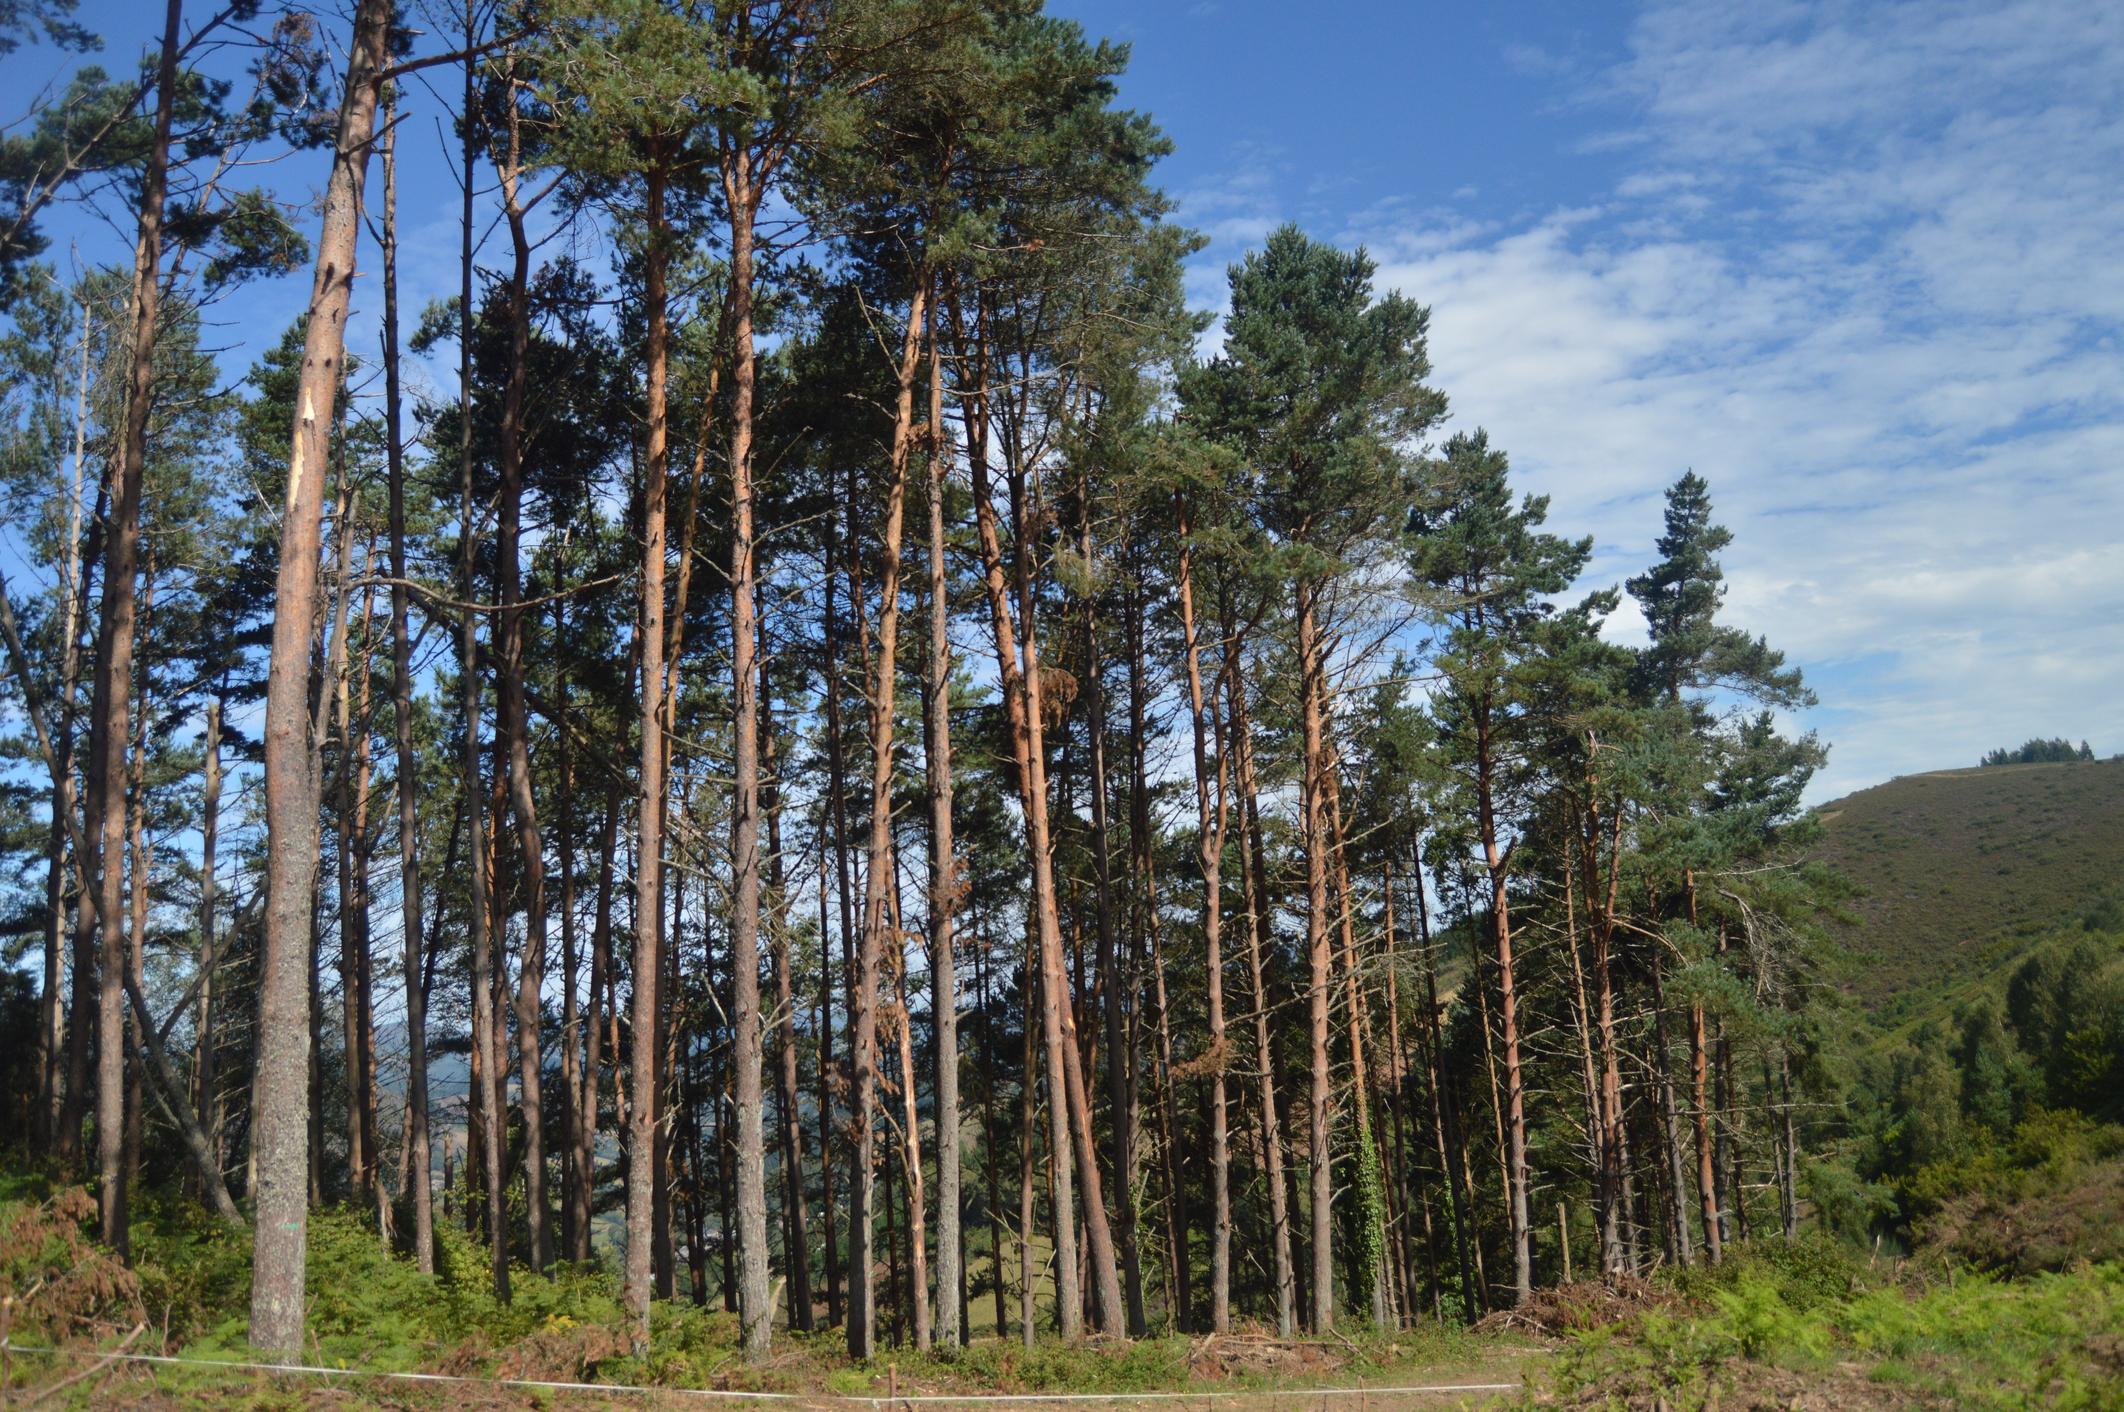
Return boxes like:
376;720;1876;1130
1981;737;2098;767
0;0;1852;1363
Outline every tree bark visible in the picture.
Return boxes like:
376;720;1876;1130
1227;640;1294;1336
1293;582;1337;1328
379;109;432;1272
87;0;183;1259
120;560;154;1214
718;143;774;1365
1409;863;1481;1318
849;272;929;1359
625;155;672;1343
1322;754;1389;1326
451;20;510;1305
57;478;106;1167
579;786;619;1264
1174;498;1232;1332
42;291;92;1153
819;495;853;1332
494;80;553;1272
251;0;391;1350
1691;1000;1722;1263
890;937;932;1349
924;325;964;1348
815;827;842;1328
195;695;223;1188
765;659;814;1330
1470;691;1532;1303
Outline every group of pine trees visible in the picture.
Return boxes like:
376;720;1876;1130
1980;739;2097;767
0;0;1835;1361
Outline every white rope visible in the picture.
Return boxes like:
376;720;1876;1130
869;1385;1521;1404
3;1343;1521;1403
2;1346;795;1401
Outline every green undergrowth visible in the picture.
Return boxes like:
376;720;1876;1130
5;1173;1505;1403
1528;1242;2124;1410
824;1320;1493;1397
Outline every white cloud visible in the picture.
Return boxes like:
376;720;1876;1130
1169;0;2124;799
1326;0;2124;800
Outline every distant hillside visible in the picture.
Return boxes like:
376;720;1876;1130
1812;757;2124;1016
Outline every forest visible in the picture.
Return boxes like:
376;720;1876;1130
0;0;2119;1406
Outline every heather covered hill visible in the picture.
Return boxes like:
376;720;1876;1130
1812;757;2124;1015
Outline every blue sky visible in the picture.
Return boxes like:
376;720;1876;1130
11;0;2123;804
1053;0;2124;800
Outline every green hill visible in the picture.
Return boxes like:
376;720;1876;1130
1812;757;2124;1019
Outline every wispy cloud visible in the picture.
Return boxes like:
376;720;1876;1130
1195;0;2124;799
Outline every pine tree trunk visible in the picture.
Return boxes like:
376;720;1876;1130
1648;953;1695;1265
556;676;581;1264
1293;584;1338;1328
765;664;814;1330
88;0;183;1260
953;290;1125;1334
195;695;223;1188
1583;789;1630;1279
349;566;385;1228
579;788;619;1265
814;833;842;1328
1470;695;1533;1304
57;481;105;1167
973;903;1007;1339
379;111;432;1272
1077;484;1139;1337
1411;867;1481;1318
332;527;372;1220
121;562;154;1213
450;34;510;1305
625;155;672;1343
1174;499;1232;1332
1018;916;1038;1348
848;272;930;1359
892;946;932;1349
924;329;964;1348
1227;646;1294;1336
494;97;552;1272
719;147;774;1365
819;503;852;1332
251;0;391;1349
41;293;91;1154
1120;578;1154;1337
1779;1054;1799;1239
1691;1001;1722;1263
1006;459;1125;1338
1322;758;1389;1326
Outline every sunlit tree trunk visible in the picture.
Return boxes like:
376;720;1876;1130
849;272;929;1359
251;0;392;1349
